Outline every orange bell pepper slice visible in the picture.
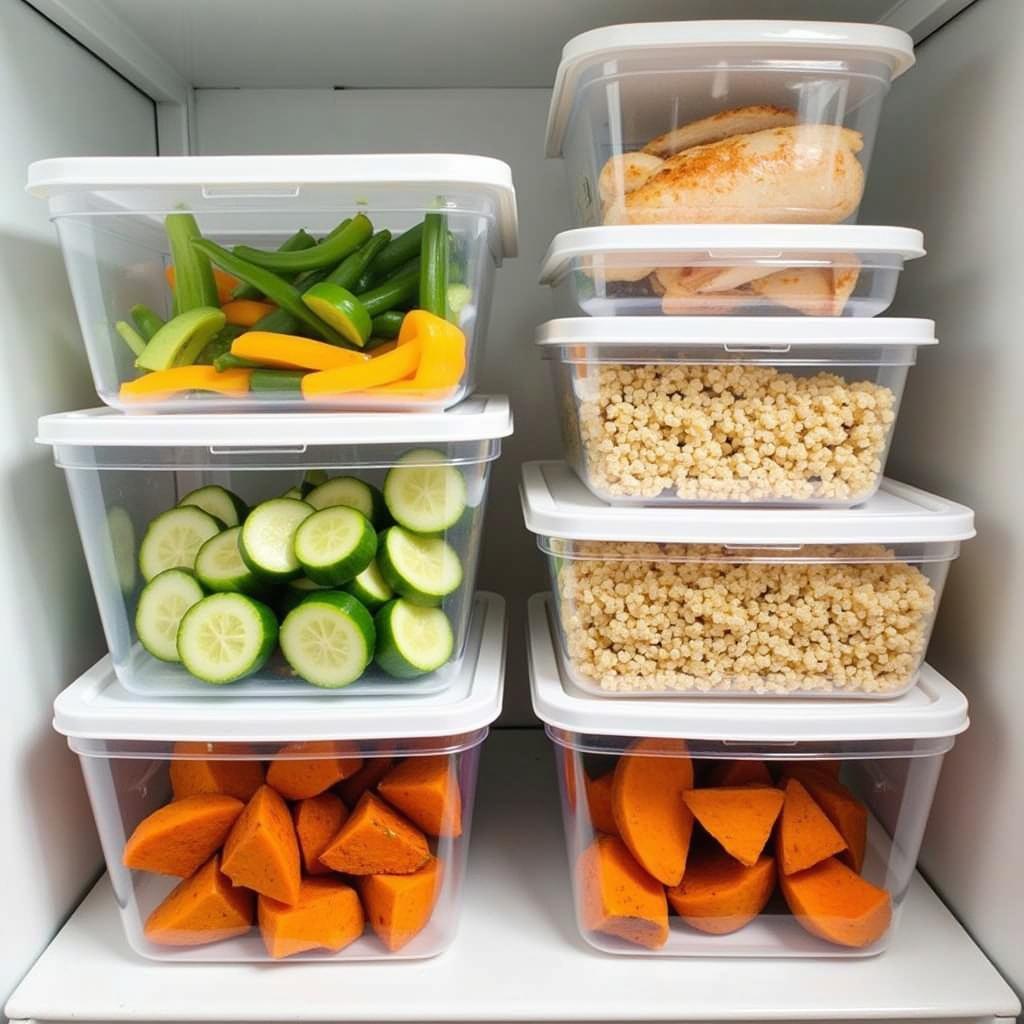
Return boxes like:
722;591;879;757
231;332;370;372
301;341;422;400
371;310;466;394
119;366;251;402
221;300;275;327
165;266;240;306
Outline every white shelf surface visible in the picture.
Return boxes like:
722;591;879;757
6;730;1019;1024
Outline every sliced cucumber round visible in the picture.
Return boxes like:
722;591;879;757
305;476;389;527
377;526;463;607
194;527;262;594
178;485;248;528
135;568;205;663
139;505;223;582
383;450;467;534
279;590;376;688
294;506;377;586
107;505;137;595
280;486;304;501
177;593;278;685
374;599;454;679
345;560;393;611
301;469;328;495
276;576;329;618
239;498;313;581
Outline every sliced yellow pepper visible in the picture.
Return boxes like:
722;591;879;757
301;340;422;400
221;300;275;327
120;366;251;402
232;332;369;371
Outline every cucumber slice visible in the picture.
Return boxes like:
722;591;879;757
383;450;467;534
276;576;329;618
194;527;262;594
305;476;390;527
294;506;377;586
178;485;248;528
107;505;137;594
302;469;328;495
345;560;393;611
374;599;454;679
139;505;223;582
177;593;278;685
377;526;462;607
239;498;313;581
135;568;205;663
302;282;372;348
281;486;304;500
280;590;376;688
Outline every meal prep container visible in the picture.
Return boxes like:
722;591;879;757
26;154;518;412
538;317;935;507
528;591;968;958
540;226;925;318
521;461;974;698
545;22;915;227
38;397;511;697
52;591;505;962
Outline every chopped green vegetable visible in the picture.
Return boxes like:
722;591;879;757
249;369;306;392
196;324;245;365
447;283;473;318
233;214;372;273
231;228;317;300
371;223;424;279
130;304;165;341
358;262;421;317
166;212;219;314
135;307;227;372
115;320;146;357
213;352;262;372
370;311;405;339
325;230;391;292
302;282;372;348
419;212;449;319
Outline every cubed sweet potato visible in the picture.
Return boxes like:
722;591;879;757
293;792;349;876
777;778;847;876
318;792;430;875
682;786;784;867
585;772;619;835
360;857;442;951
258;877;364;959
336;757;394;806
169;742;264;802
266;741;363;800
799;774;869;874
706;759;773;788
666;850;776;935
377;755;462;838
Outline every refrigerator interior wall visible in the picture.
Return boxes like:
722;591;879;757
859;0;1024;997
0;0;157;1010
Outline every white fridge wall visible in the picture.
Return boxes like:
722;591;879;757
0;1;156;1011
859;0;1024;997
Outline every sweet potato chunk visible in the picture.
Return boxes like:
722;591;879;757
169;742;264;801
579;835;668;949
777;778;847;876
266;740;363;800
706;759;772;788
144;853;253;947
777;760;841;784
667;850;776;935
780;856;891;948
612;737;693;886
683;786;784;867
258;877;364;959
318;792;430;875
336;757;394;806
360;857;442;951
294;793;349;876
221;785;301;905
799;774;869;874
123;794;244;878
585;772;619;835
377;755;462;838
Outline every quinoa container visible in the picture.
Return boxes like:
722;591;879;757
545;22;914;228
26;154;518;412
52;591;505;963
527;591;968;958
538;317;935;507
521;461;974;699
37;397;511;697
540;226;924;319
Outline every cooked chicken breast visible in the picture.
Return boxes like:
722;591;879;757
693;265;780;293
749;267;836;315
597;151;665;205
643;104;797;158
831;264;861;315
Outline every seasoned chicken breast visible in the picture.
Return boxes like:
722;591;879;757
597;151;665;205
643;104;797;158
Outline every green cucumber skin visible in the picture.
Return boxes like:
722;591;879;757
138;505;224;582
294;506;377;587
344;561;393;611
376;526;462;607
194;528;264;596
373;599;454;679
134;568;205;664
238;498;313;582
280;590;376;687
177;594;278;685
178;485;248;528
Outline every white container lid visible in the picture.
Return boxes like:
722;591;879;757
539;225;925;285
37;395;512;449
546;21;915;156
536;316;937;349
54;593;505;744
521;462;975;545
528;593;967;743
27;153;518;259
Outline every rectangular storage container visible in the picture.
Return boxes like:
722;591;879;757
38;397;511;697
527;591;968;957
52;590;505;962
540;226;924;318
26;154;518;412
521;462;974;698
545;22;914;228
538;317;935;507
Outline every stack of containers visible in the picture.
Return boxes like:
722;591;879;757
28;154;518;960
524;22;977;957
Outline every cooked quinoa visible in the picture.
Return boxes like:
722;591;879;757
554;542;935;694
576;363;896;502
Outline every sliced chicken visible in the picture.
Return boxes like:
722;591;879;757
749;267;835;315
643;104;797;158
587;260;655;284
830;264;862;316
597;151;665;206
693;265;781;293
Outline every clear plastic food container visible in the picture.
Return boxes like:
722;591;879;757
521;462;974;698
52;590;505;962
26;155;518;412
37;397;511;697
540;226;924;318
545;22;915;227
528;591;968;957
538;317;935;507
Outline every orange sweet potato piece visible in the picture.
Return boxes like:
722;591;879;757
777;760;841;784
800;774;869;874
221;785;301;905
777;778;847;876
258;877;365;959
170;742;264;802
318;792;430;875
666;850;776;935
706;759;773;788
377;756;462;838
336;757;394;806
578;835;668;950
144;853;254;946
780;856;892;948
360;856;442;951
266;740;364;800
585;772;619;835
123;794;244;878
682;786;784;867
612;737;694;886
294;793;349;876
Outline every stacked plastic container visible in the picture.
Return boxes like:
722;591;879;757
28;154;518;959
524;22;976;957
